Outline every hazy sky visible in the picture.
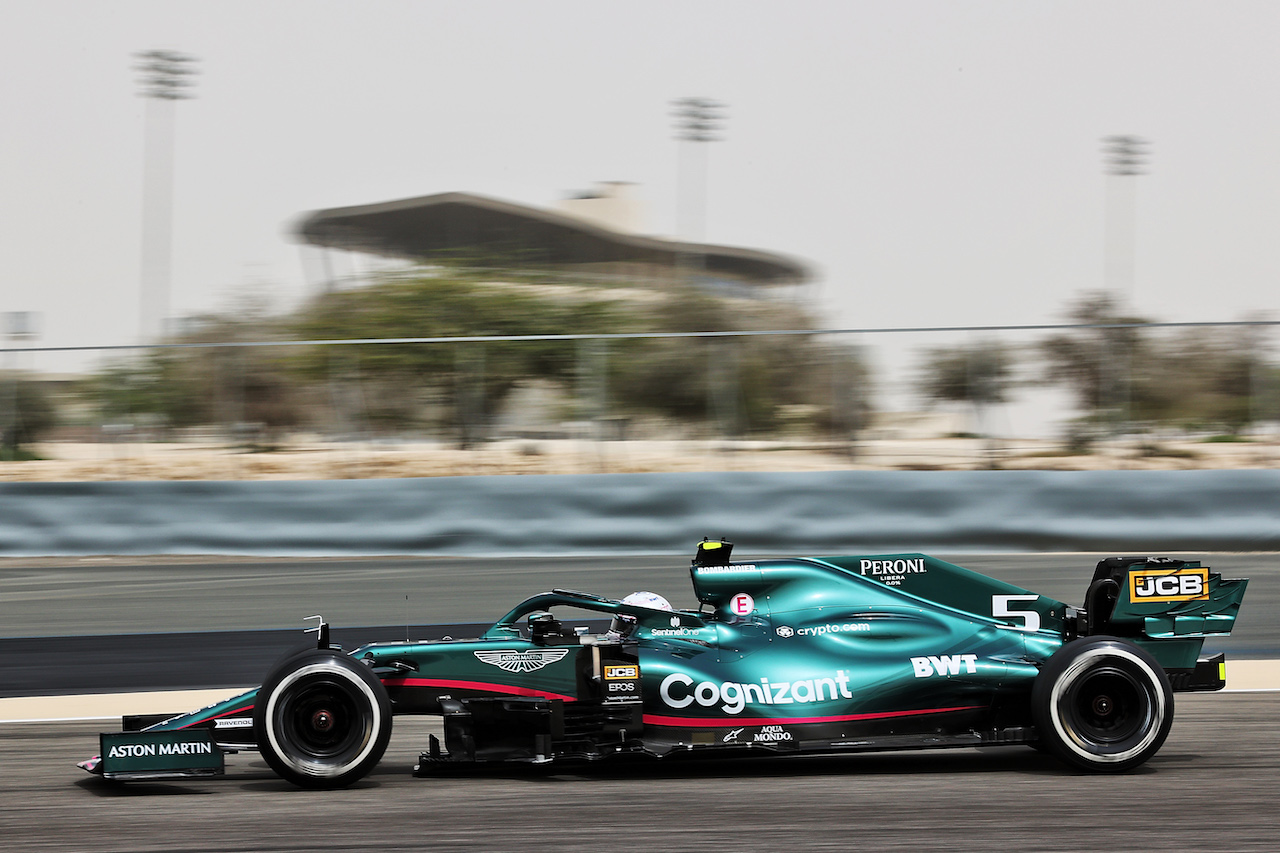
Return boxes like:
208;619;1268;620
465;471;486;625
3;2;1278;371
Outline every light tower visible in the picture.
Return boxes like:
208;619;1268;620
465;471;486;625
1100;135;1149;439
1101;134;1149;307
671;97;726;243
671;98;736;436
135;49;198;343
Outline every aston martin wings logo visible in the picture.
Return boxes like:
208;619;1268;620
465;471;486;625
474;649;571;673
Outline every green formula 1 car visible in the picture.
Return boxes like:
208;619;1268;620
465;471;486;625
79;541;1248;788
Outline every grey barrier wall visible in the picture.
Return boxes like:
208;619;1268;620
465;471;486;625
0;470;1277;557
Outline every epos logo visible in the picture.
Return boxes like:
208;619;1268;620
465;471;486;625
1129;568;1209;603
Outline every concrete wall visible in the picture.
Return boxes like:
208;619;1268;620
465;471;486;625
1;470;1277;557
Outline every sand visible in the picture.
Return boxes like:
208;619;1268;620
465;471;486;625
2;436;1276;482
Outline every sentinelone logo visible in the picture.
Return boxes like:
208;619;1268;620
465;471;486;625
1129;568;1209;603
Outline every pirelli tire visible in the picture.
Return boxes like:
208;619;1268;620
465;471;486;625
254;648;392;789
1031;636;1174;772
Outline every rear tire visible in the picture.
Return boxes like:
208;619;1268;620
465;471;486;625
1031;636;1173;772
254;649;392;788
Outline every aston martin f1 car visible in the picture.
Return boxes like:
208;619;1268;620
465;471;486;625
79;541;1248;787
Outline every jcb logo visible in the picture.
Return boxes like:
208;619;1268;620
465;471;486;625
604;664;638;680
1129;568;1209;603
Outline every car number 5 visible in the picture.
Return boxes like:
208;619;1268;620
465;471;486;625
992;594;1041;632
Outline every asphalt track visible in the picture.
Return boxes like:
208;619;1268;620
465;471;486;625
3;554;1279;851
2;552;1275;642
2;553;1275;698
4;697;1279;852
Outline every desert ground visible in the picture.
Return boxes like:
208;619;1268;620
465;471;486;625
2;434;1277;481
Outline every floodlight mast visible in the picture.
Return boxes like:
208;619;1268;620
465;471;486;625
1102;134;1149;177
672;97;726;143
134;50;199;344
671;97;726;243
1099;134;1150;440
1100;134;1149;303
671;98;735;436
136;50;198;101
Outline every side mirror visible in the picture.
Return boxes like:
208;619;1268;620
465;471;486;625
527;611;563;645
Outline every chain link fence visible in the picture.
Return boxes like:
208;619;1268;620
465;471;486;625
2;320;1278;480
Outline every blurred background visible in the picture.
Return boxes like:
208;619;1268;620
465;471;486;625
2;1;1278;480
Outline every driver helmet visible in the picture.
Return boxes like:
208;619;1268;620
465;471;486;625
621;591;672;611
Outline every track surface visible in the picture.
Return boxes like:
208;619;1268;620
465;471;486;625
2;551;1274;643
2;553;1275;697
5;695;1278;852
3;554;1277;851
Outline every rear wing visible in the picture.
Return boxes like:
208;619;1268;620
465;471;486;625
1084;557;1248;640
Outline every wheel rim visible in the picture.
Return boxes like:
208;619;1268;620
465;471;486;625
265;661;382;778
1061;666;1150;746
279;678;366;760
1049;647;1164;764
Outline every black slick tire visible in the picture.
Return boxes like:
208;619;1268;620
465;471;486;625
1031;636;1173;772
254;648;392;788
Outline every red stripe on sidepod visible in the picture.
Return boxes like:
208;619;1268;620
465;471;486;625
177;704;254;730
643;704;984;728
381;676;577;702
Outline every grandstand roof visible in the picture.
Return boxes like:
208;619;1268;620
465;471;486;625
296;192;810;286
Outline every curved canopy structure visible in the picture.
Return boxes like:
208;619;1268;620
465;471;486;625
296;192;810;286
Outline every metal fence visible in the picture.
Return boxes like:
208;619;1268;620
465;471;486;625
2;320;1279;481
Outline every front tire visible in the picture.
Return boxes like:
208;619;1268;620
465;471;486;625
1031;636;1173;772
254;649;392;788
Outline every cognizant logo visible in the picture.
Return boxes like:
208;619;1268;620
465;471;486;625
659;671;854;715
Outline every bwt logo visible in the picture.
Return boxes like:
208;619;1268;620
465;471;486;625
1130;569;1209;603
911;654;978;678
